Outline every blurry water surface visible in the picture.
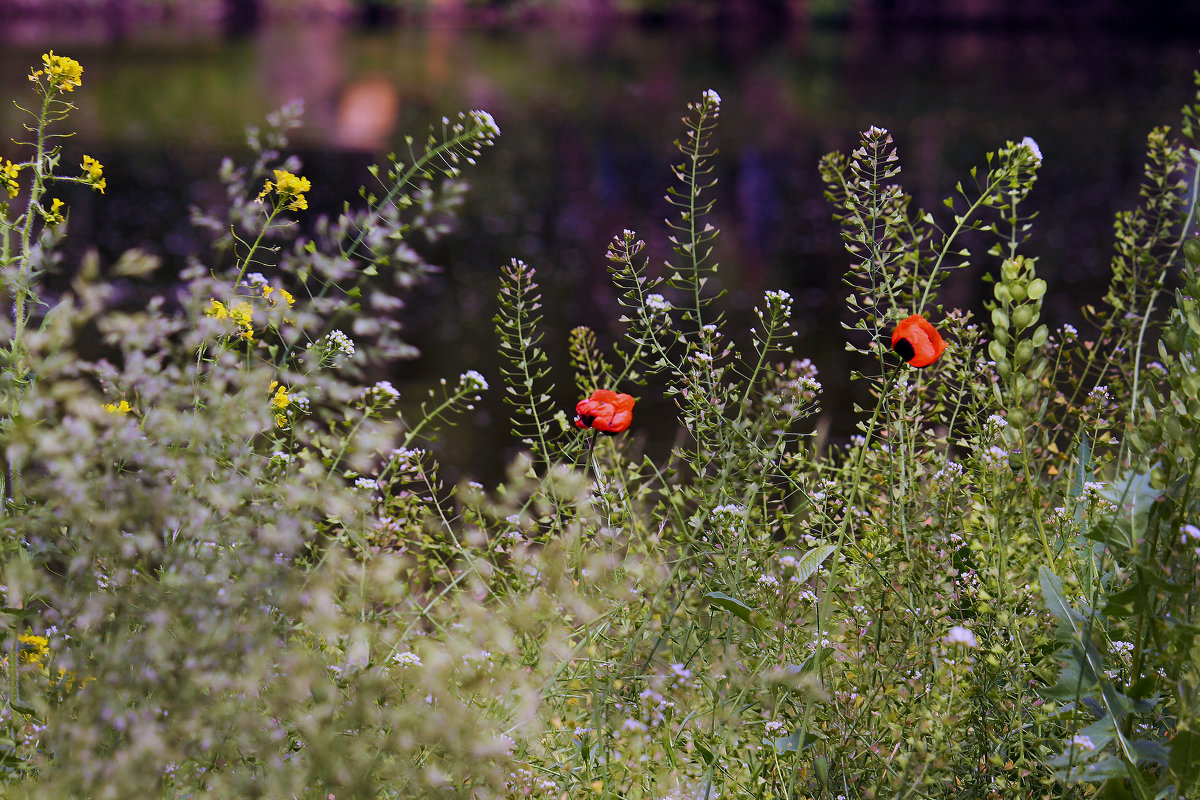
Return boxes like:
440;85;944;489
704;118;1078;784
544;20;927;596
0;17;1195;479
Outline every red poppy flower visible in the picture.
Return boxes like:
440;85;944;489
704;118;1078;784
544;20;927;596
574;389;635;434
891;314;947;368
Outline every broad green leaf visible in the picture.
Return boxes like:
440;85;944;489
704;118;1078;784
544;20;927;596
794;545;837;585
771;727;825;753
703;591;767;631
1040;566;1085;627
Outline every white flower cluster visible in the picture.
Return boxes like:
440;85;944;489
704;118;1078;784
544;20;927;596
763;288;793;316
327;329;355;358
943;625;979;648
645;293;671;314
363;380;400;406
702;88;721;106
1070;734;1096;752
1021;135;1043;165
353;476;381;493
933;461;964;482
470;109;500;137
458;369;489;393
711;503;745;520
392;651;422;668
389;446;425;475
978;444;1009;471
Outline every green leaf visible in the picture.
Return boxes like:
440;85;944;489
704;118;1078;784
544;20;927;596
1040;566;1085;627
703;591;767;631
1169;728;1200;795
793;545;837;585
771;727;825;753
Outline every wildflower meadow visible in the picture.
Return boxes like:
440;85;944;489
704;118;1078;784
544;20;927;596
1;51;1199;800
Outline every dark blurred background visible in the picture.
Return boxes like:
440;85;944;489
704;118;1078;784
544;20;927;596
1;0;1197;480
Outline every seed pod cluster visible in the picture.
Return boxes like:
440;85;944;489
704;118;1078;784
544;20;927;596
986;255;1049;426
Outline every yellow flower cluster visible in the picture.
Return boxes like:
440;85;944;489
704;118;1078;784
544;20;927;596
18;632;49;666
269;381;291;427
262;284;296;310
44;197;65;226
29;51;82;94
81;155;106;194
206;299;255;341
103;399;133;415
257;169;311;212
1;159;20;198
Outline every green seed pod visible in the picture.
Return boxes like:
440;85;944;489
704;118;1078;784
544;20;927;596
1008;282;1027;302
1021;376;1038;401
988;339;1006;362
1027;277;1047;301
1008;407;1027;426
1031;324;1049;348
994;284;1013;304
1014;339;1034;364
996;357;1012;381
1012;305;1036;330
1184;237;1200;266
991;308;1010;330
993;326;1010;346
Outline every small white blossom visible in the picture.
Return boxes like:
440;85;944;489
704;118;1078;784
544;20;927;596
363;380;400;406
1021;136;1043;164
979;444;1009;471
393;651;422;668
470;109;500;137
645;293;671;314
459;370;489;392
1070;734;1096;752
668;663;692;680
702;88;721;105
944;625;979;648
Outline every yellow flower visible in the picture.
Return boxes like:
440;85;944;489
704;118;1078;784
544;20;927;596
44;197;65;225
262;284;296;310
103;399;133;415
80;155;106;194
229;302;254;340
205;298;229;319
257;169;310;212
206;299;253;340
29;51;82;94
1;159;20;199
269;381;291;427
18;632;49;665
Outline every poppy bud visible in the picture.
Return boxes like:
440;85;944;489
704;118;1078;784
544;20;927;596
891;314;947;368
574;389;635;434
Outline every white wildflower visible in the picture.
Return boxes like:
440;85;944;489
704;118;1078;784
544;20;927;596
944;625;979;648
459;369;489;392
1021;136;1043;164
